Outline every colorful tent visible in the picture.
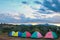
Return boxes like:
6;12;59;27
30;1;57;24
22;31;31;38
31;31;43;38
13;31;22;37
44;31;58;38
8;31;15;36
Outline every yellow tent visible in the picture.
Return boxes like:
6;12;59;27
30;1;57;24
13;32;18;37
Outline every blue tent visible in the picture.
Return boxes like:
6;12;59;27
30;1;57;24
18;32;22;37
8;31;15;37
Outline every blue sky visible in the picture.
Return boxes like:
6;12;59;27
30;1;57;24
0;0;60;26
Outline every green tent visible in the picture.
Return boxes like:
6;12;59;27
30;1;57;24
22;32;26;37
31;31;43;38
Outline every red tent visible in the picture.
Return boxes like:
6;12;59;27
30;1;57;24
22;31;31;38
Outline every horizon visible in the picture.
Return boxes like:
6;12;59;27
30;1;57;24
0;22;60;26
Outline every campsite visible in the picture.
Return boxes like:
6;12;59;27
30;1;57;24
0;23;60;40
0;0;60;40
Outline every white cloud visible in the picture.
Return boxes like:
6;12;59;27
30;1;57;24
0;11;21;20
32;12;60;20
18;4;38;19
9;12;21;20
30;4;42;10
52;4;56;7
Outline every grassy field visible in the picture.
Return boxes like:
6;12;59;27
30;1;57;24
0;37;58;40
0;34;60;40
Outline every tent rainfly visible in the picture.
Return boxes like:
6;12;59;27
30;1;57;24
22;31;31;38
8;31;15;37
31;31;43;38
44;31;58;39
13;31;22;37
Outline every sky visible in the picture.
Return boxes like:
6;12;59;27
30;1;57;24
0;0;60;26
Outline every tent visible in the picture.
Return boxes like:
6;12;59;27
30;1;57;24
31;31;43;38
13;31;22;37
44;31;58;38
8;31;15;36
22;31;31;38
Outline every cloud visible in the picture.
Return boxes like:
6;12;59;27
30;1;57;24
22;1;28;4
34;0;44;4
34;1;41;4
34;0;60;14
46;13;60;23
18;4;38;19
0;11;60;24
43;0;60;12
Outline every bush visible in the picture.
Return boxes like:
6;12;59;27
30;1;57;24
0;31;3;35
